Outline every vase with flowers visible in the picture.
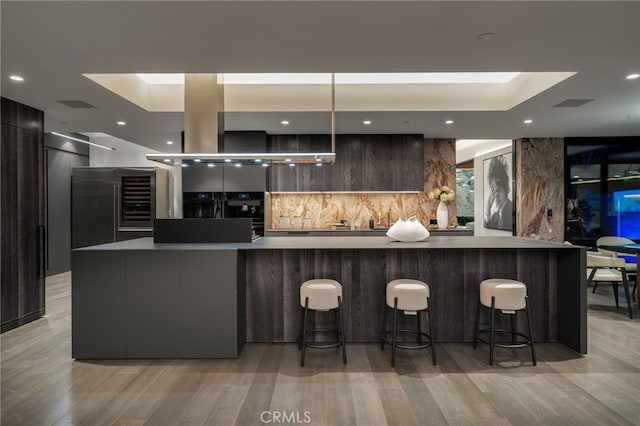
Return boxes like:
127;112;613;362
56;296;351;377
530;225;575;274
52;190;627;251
427;186;455;229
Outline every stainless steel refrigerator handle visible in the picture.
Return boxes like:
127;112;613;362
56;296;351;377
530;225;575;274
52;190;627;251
113;184;118;241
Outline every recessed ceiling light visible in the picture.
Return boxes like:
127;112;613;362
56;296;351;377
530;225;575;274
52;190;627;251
9;75;24;82
316;163;323;167
261;163;269;167
166;140;174;145
194;159;201;163
523;119;533;124
163;159;171;163
234;163;242;168
117;121;126;126
255;159;262;163
208;163;215;168
289;163;295;167
445;120;454;125
224;159;232;163
281;120;290;126
315;158;322;162
478;32;494;40
363;120;372;125
181;164;188;168
285;158;291;162
626;73;640;80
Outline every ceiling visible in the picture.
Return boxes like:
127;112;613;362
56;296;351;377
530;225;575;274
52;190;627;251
2;1;639;154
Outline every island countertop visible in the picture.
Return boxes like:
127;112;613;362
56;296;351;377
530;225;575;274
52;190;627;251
75;235;576;251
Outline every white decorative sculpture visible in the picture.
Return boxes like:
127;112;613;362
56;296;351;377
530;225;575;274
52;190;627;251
386;216;430;242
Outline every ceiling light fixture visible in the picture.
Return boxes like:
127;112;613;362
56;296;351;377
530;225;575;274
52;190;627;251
147;152;336;166
281;120;290;126
194;159;201;163
445;120;454;125
166;140;174;145
117;121;126;126
208;164;215;168
523;119;533;124
626;73;640;80
9;75;24;82
51;131;115;151
363;120;372;125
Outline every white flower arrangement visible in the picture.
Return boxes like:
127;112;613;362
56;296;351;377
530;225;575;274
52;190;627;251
427;186;455;202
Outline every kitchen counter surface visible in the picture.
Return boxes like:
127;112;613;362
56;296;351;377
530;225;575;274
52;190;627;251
75;235;574;251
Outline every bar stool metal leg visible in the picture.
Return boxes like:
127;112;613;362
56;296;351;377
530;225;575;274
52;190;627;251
298;305;304;350
338;296;347;364
525;297;537;366
489;296;496;366
511;311;517;345
417;310;423;345
392;297;399;367
301;297;309;367
427;296;436;366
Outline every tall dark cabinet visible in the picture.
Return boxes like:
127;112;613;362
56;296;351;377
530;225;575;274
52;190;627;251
1;97;45;332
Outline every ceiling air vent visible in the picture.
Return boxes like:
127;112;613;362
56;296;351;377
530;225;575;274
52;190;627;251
56;100;96;108
553;99;594;107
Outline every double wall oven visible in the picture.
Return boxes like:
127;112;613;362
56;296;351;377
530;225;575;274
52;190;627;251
183;191;265;236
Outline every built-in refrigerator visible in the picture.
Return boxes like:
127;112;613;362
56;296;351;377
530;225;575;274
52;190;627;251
71;167;169;248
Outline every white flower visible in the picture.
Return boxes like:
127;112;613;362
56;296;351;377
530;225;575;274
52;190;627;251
430;186;455;202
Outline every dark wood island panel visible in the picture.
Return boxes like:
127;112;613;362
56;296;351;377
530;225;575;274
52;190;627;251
245;248;564;346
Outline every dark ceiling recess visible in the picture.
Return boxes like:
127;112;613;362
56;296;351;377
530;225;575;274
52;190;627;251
56;100;96;108
553;99;594;107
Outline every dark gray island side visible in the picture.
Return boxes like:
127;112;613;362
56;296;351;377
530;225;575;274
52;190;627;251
72;236;586;359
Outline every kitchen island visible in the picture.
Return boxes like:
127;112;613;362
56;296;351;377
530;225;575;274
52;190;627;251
72;236;586;359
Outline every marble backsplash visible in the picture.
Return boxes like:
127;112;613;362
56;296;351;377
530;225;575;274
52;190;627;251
270;192;442;229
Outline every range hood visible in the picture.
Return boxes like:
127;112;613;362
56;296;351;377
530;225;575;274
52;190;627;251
146;73;335;166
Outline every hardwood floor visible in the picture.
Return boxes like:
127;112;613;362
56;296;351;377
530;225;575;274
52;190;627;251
2;272;638;425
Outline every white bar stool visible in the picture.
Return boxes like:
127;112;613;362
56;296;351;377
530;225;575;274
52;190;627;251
381;279;436;367
297;279;347;367
473;278;536;366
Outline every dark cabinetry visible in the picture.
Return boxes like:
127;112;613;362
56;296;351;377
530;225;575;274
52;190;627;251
72;167;169;248
1;97;45;332
269;134;424;191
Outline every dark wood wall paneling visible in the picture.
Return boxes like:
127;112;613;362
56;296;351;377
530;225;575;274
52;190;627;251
1;97;45;332
269;134;424;191
245;248;557;343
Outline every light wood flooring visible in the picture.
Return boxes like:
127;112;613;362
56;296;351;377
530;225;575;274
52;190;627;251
2;272;639;425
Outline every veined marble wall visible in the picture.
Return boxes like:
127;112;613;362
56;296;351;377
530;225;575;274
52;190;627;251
270;138;458;229
516;138;565;242
424;138;457;221
456;168;474;217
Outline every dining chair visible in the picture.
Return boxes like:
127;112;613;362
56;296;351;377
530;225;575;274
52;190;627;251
586;252;633;319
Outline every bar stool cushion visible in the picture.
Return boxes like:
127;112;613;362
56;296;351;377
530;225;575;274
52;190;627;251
480;279;526;310
300;279;342;310
386;279;429;311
